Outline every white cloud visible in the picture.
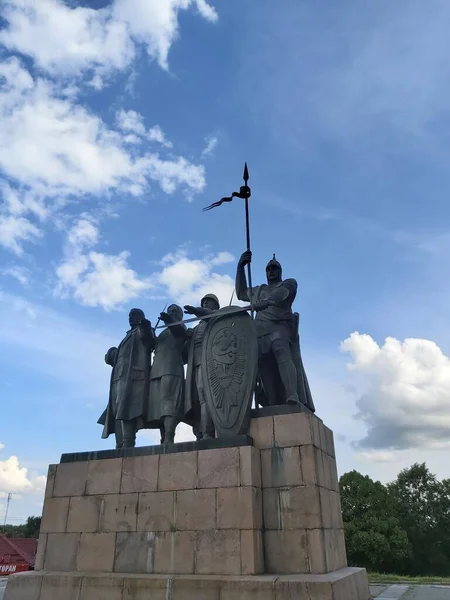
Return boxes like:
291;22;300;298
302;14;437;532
116;109;146;135
0;215;41;255
157;248;238;308
0;57;205;200
112;0;217;71
0;454;45;495
116;111;172;148
57;251;152;311
1;266;29;286
0;443;4;451
0;57;206;256
67;218;99;249
148;125;172;148
55;219;151;310
0;0;217;76
340;332;450;451
201;135;218;157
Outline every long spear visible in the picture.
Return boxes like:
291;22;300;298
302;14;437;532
203;163;254;311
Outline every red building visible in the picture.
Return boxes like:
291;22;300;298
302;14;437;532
0;534;37;576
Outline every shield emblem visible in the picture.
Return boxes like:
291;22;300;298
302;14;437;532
202;306;258;437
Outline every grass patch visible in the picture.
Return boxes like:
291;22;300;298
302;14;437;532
369;572;450;585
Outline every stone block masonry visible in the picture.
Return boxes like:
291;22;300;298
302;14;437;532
5;408;370;600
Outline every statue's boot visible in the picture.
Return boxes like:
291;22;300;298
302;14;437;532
122;420;136;448
201;403;215;440
162;416;177;444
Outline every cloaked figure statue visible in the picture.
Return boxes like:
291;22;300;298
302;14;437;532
235;251;315;411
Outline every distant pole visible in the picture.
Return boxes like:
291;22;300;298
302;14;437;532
3;493;12;526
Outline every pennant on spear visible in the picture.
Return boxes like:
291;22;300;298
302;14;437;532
203;163;254;310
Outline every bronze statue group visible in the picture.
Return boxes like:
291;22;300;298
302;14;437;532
98;251;315;449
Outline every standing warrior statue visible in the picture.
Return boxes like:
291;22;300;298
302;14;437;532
98;308;154;448
183;293;220;439
236;251;315;411
145;304;187;444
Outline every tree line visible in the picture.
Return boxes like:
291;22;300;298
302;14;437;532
340;463;450;575
0;516;41;539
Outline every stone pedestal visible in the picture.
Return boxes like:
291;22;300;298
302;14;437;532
5;407;370;600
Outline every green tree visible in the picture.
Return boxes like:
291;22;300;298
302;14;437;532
24;516;41;539
389;463;450;575
340;470;410;572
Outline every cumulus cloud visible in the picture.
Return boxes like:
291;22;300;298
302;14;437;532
0;0;217;76
0;56;206;255
157;248;237;307
341;332;450;451
55;218;151;311
0;452;46;495
0;57;204;201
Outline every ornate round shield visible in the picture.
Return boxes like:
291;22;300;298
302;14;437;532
201;306;258;437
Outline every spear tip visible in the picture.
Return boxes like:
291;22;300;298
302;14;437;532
243;162;249;183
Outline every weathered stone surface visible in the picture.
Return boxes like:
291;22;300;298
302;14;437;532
331;491;344;528
99;493;138;532
217;487;262;530
158;451;197;491
300;444;318;486
44;533;79;571
3;571;43;600
324;529;347;572
79;574;123;600
122;576;167;600
195;529;241;575
176;489;216;530
263;486;321;530
239;446;262;487
77;533;116;572
114;532;154;574
121;455;159;494
319;487;333;529
171;577;221;600
3;567;370;600
310;415;324;451
40;497;69;533
249;416;274;450
324;426;335;458
86;458;122;495
67;496;102;533
153;531;196;574
220;578;274;600
261;446;302;488
34;534;47;571
40;573;83;600
44;464;57;499
137;491;174;532
197;447;239;488
241;529;264;575
53;462;88;497
273;412;312;447
329;454;339;492
264;529;308;574
307;529;327;574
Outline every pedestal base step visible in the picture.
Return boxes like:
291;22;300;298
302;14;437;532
5;567;370;600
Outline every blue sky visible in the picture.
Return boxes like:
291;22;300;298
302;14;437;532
2;0;450;523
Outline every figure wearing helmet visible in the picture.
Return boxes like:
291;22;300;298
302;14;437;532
183;293;220;439
236;251;314;411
